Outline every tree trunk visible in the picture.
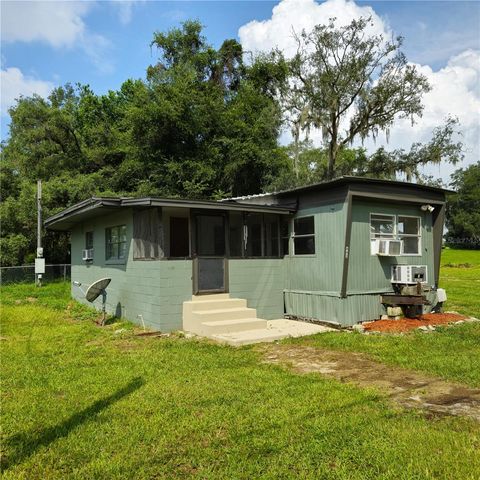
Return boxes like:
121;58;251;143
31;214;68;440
327;119;338;180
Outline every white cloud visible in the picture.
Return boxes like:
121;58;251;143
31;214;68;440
239;0;390;58
239;0;480;182
111;0;145;25
360;49;480;179
1;1;113;73
0;67;53;116
1;1;91;48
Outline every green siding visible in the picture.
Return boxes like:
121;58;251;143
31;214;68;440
284;198;437;326
229;259;284;319
347;200;435;293
285;292;386;326
283;202;350;322
283;202;346;294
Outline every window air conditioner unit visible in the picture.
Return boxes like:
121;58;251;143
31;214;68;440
391;265;428;284
374;239;401;256
82;249;94;261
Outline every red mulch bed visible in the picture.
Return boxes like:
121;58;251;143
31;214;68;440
363;312;468;333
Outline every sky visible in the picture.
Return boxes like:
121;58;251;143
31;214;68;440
1;0;479;183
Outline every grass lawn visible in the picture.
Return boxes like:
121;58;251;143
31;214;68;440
439;248;480;319
1;249;480;479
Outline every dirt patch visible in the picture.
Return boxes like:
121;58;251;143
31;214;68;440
363;312;468;333
260;344;480;422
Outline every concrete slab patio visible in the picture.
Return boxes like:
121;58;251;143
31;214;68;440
210;319;336;346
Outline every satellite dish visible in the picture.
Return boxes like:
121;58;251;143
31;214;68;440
84;277;111;325
86;278;111;302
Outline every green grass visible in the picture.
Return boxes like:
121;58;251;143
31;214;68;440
1;250;480;479
439;248;480;318
290;248;480;387
0;287;479;479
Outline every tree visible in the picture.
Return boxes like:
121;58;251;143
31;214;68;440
0;21;287;265
287;17;431;179
445;162;480;248
267;117;462;192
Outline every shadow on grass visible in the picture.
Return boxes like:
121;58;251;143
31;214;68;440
1;377;144;471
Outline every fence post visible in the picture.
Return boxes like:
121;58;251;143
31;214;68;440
64;264;66;282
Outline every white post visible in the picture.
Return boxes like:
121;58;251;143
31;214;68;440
36;180;43;287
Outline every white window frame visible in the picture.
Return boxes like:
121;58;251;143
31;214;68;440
293;215;316;256
370;213;396;255
369;213;422;257
397;215;422;256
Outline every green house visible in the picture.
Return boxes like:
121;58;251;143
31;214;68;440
45;177;450;332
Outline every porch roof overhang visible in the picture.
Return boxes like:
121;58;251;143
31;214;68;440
45;196;295;231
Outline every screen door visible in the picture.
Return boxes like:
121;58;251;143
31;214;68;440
194;214;228;294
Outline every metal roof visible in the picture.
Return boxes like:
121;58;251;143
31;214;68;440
223;176;454;201
44;196;295;231
45;177;453;231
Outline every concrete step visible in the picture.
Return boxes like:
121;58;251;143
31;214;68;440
183;298;247;312
191;293;230;301
192;307;257;323
200;318;268;335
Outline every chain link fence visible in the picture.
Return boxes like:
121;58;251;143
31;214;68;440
0;264;71;285
445;237;480;250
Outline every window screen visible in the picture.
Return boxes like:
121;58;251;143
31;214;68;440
196;215;225;256
170;217;189;257
293;216;315;255
106;225;127;260
280;217;290;256
245;213;263;257
370;214;395;238
229;212;243;257
264;214;279;257
133;208;164;260
398;216;420;255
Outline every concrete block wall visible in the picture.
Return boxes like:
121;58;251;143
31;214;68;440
228;259;284;319
70;209;192;331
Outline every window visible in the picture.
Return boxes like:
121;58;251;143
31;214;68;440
370;214;421;256
370;214;395;254
133;208;164;260
227;212;284;258
196;215;225;256
106;225;127;261
398;216;421;255
293;216;315;255
370;214;395;239
264;214;279;257
85;231;94;250
245;213;263;257
229;212;243;257
280;217;290;256
170;217;189;257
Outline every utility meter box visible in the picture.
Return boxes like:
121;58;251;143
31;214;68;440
35;258;45;274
